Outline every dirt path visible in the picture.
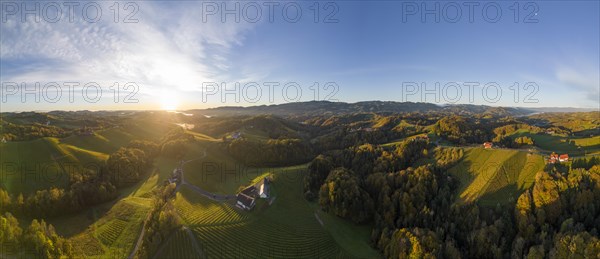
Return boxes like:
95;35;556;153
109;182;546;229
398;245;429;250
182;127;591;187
314;212;324;227
128;211;152;259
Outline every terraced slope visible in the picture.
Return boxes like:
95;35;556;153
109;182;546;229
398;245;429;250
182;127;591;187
69;196;153;259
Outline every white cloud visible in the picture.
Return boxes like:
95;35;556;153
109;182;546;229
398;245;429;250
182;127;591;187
556;66;600;103
1;1;258;103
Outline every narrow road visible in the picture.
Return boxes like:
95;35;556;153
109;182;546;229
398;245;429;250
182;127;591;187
129;151;209;259
178;149;234;202
128;211;152;259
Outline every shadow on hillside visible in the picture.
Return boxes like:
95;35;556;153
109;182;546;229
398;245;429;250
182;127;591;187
573;128;600;137
478;183;519;207
47;198;118;238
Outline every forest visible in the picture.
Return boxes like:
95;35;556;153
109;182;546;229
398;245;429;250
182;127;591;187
303;135;600;258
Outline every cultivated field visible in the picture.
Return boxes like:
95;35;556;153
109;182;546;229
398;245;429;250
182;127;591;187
155;227;202;258
164;164;363;258
67;196;152;258
448;147;545;205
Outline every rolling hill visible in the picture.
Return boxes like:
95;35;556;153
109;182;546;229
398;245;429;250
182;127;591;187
448;147;545;206
0;137;108;194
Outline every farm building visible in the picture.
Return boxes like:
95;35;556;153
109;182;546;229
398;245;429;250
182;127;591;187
168;167;182;184
257;178;270;198
483;142;493;149
559;154;569;162
241;185;257;196
548;153;569;164
548;153;559;164
236;193;255;210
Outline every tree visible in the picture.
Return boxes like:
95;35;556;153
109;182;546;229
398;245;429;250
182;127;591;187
128;140;160;158
0;189;11;212
106;147;150;187
384;228;440;259
0;212;22;244
23;219;72;258
550;232;600;258
318;168;374;223
304;155;334;200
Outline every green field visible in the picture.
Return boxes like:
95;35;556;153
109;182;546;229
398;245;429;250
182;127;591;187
510;130;600;156
62;120;176;154
448;148;545;206
315;209;380;259
182;143;277;195
0;137;107;194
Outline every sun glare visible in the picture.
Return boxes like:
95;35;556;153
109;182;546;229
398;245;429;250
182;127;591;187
159;90;180;111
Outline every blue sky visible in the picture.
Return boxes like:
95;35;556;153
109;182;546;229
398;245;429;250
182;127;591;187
1;1;598;111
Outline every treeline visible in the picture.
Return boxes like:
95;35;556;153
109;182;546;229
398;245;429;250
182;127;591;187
493;123;542;138
494;136;535;148
226;138;313;167
136;183;179;259
0;122;67;141
491;123;541;148
0;111;123;141
572;156;600;170
433;115;499;145
313;128;402;151
0;213;73;258
160;127;195;159
0;140;158;218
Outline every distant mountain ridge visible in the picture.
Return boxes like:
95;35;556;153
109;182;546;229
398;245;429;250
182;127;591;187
190;101;544;117
521;107;598;113
1;101;595;115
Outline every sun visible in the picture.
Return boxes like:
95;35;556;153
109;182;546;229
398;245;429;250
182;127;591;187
159;90;180;111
